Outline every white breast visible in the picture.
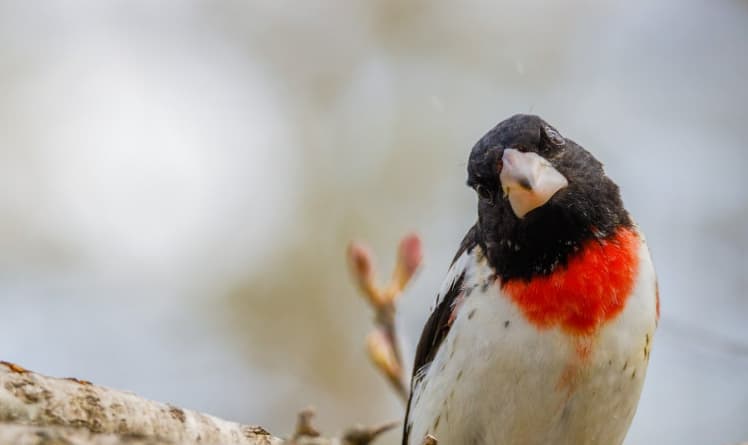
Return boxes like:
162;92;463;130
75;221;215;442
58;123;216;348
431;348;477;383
407;240;658;445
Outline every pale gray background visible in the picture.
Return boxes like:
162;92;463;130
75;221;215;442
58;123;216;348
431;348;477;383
1;1;746;444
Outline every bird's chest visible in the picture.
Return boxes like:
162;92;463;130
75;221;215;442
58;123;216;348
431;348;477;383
407;245;657;445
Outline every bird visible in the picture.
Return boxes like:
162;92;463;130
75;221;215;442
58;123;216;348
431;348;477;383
402;114;659;445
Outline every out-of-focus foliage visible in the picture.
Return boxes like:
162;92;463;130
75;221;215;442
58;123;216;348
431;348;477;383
0;1;746;445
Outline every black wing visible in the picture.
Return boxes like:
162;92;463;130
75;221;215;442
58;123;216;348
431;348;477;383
450;224;479;267
402;226;478;445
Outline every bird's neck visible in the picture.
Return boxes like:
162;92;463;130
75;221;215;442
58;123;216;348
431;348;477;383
483;200;632;281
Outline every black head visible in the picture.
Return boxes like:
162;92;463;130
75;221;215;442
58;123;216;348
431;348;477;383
467;114;632;281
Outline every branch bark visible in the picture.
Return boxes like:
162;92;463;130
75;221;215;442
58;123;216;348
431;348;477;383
0;361;400;445
0;361;279;445
0;423;174;445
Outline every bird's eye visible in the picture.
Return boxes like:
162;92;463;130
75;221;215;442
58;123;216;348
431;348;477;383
543;125;565;146
475;184;494;202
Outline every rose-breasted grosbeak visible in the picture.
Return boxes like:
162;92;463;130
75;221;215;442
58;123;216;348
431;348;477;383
402;115;658;445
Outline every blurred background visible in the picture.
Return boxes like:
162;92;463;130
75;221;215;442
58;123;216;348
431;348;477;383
1;1;746;444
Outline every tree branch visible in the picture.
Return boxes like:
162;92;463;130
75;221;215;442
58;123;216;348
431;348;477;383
0;423;173;445
0;362;399;445
0;361;279;445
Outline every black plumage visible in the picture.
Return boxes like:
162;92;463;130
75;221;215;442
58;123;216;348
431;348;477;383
468;114;632;281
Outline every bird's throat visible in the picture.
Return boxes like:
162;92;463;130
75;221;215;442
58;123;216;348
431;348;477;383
501;227;640;335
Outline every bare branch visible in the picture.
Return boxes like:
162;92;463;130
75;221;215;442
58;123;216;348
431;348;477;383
0;361;278;445
0;423;173;445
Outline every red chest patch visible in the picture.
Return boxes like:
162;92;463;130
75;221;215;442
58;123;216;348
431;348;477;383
502;228;640;335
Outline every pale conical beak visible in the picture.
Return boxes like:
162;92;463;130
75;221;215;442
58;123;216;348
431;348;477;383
500;148;568;219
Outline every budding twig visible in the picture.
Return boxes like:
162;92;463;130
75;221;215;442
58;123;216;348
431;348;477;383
420;435;438;445
341;420;399;445
292;407;321;440
347;233;423;404
285;407;398;445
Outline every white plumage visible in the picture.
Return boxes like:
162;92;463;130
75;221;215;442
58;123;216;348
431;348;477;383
406;238;657;445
